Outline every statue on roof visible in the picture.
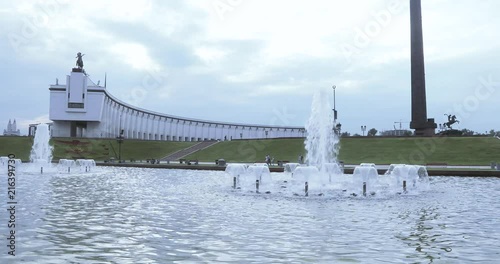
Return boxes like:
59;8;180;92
76;52;85;69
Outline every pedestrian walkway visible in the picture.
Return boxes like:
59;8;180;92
161;140;218;162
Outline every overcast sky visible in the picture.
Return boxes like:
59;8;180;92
1;0;500;136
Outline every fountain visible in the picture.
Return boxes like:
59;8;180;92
233;164;272;193
58;159;76;173
0;162;495;263
225;163;248;189
385;164;430;193
22;124;96;174
352;165;379;196
29;123;54;173
225;89;430;198
284;163;300;174
292;166;321;195
290;89;342;193
323;162;343;183
76;159;96;172
55;159;96;173
304;90;340;172
0;156;22;171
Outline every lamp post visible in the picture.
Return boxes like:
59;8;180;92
332;85;337;122
116;129;124;163
116;115;124;163
361;125;367;136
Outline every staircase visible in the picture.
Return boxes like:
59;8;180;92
161;140;218;161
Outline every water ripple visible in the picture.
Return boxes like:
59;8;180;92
0;169;499;263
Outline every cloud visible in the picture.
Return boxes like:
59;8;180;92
2;0;500;136
109;42;161;71
13;114;50;135
194;46;228;65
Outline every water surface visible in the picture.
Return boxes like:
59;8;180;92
1;167;499;263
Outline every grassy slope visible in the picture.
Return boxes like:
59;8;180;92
0;137;195;161
186;137;500;165
0;136;33;160
186;139;305;163
339;137;500;165
2;136;500;165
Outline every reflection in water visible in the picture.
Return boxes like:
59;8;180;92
395;177;500;263
0;170;499;263
396;206;445;263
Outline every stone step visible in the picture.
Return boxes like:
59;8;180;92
161;140;218;161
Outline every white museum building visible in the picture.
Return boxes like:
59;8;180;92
48;68;305;141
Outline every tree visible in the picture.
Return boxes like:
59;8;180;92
460;128;474;136
340;132;350;137
367;128;378;136
403;130;413;136
489;129;500;136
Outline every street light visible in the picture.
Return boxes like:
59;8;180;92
361;125;367;136
116;115;125;163
332;85;337;122
116;129;124;163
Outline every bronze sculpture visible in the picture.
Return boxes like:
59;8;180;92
76;52;84;69
443;114;459;129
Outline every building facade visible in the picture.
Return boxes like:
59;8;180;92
49;68;305;141
380;129;412;137
3;119;21;136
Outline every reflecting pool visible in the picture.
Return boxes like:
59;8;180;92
1;167;499;263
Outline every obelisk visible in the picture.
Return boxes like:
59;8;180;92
409;0;436;136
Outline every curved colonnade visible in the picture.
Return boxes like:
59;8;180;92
49;69;305;141
100;91;305;141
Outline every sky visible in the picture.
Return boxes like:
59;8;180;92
1;0;500;136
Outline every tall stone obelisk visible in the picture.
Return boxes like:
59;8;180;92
409;0;436;136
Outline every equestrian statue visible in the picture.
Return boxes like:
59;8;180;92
443;114;459;129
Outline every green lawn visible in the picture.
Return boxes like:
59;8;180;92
0;136;33;160
185;139;305;163
338;137;500;165
2;136;500;165
186;137;500;165
0;136;195;161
